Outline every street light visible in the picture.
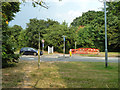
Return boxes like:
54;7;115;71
104;0;108;68
98;0;108;67
62;35;67;57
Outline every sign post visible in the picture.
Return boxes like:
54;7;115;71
62;35;67;57
38;32;40;69
42;39;44;53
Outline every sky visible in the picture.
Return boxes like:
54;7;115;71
9;0;104;29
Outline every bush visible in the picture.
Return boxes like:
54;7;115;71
2;53;20;68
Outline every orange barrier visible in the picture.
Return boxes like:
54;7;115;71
69;48;99;55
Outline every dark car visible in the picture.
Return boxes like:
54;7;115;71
19;47;43;56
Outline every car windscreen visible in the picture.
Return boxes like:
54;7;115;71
21;48;28;51
21;47;37;51
28;48;37;51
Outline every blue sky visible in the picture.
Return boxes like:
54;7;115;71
9;0;104;29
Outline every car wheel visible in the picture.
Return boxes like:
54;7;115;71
34;53;37;56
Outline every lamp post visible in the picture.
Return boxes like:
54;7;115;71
62;35;67;57
98;0;108;67
104;0;108;68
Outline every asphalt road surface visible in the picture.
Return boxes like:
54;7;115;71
19;54;118;63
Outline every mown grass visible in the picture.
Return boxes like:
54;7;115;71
2;61;26;87
54;62;118;88
78;52;119;57
2;60;118;88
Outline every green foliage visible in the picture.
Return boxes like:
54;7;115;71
71;1;120;52
106;1;120;51
21;18;77;53
106;1;120;18
2;2;20;68
8;25;23;51
18;29;27;48
24;18;60;49
71;11;105;51
71;11;104;27
2;2;20;21
43;24;68;53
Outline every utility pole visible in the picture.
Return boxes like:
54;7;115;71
62;35;67;57
104;0;108;68
38;32;40;69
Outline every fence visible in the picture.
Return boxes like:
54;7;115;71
69;48;99;55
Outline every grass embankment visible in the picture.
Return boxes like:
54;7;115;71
78;52;119;57
2;61;118;88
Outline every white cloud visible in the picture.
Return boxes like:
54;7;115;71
46;0;92;6
9;0;104;29
67;10;82;24
68;10;82;18
55;10;82;25
47;0;90;3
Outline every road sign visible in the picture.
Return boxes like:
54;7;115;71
42;43;44;48
64;37;65;41
42;39;44;43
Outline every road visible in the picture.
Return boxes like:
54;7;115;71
19;54;118;63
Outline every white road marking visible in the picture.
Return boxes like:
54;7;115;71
28;58;34;60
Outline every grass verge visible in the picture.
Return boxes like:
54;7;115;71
2;60;118;88
78;52;119;57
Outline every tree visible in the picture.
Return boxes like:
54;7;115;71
18;29;27;48
25;18;60;49
71;7;119;52
22;18;77;53
43;24;77;53
8;25;23;51
2;2;20;67
106;1;120;51
71;11;105;51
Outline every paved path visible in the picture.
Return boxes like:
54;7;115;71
19;54;118;63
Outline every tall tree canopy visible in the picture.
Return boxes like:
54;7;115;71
71;1;120;51
17;18;77;53
24;18;60;49
8;25;23;50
